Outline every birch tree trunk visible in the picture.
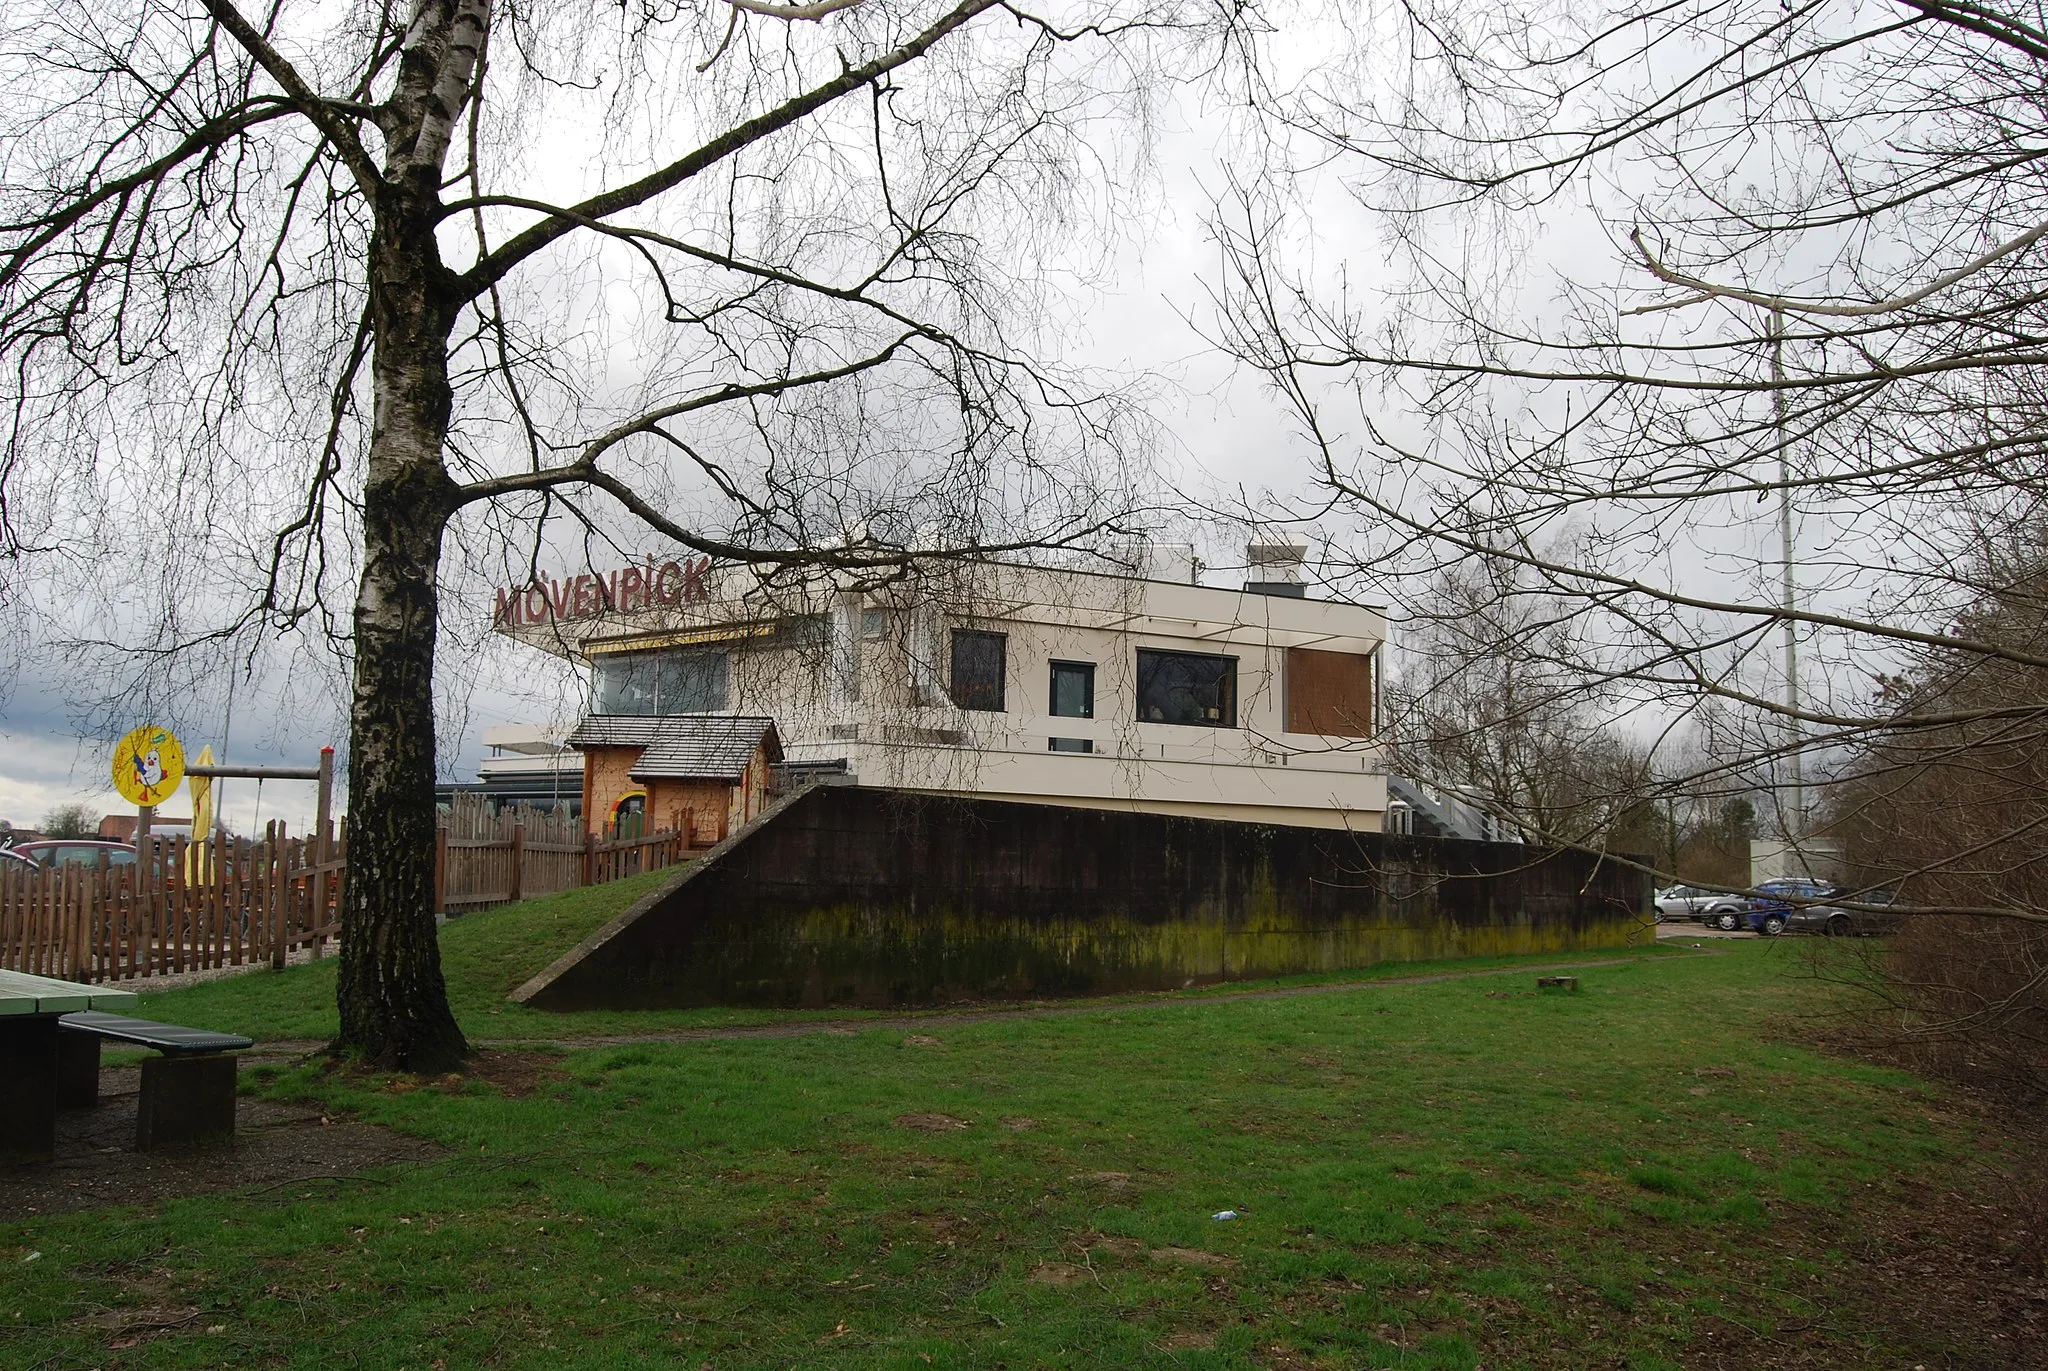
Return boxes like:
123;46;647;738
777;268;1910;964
334;3;483;1071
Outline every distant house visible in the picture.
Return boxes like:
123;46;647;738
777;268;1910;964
567;715;781;843
98;815;190;843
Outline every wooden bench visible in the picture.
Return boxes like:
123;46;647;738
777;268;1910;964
59;1011;254;1151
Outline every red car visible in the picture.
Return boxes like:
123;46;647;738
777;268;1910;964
10;839;138;869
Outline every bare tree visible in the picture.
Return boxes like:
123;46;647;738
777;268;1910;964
1;0;1239;1068
39;803;100;840
1388;552;1666;853
1825;533;2048;1098
1211;0;2048;923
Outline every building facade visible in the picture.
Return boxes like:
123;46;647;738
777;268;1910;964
495;549;1389;832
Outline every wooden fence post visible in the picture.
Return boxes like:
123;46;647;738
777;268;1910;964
272;821;289;970
581;831;594;888
509;821;525;904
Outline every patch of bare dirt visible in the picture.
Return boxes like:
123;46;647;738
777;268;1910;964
1152;1246;1235;1268
442;1049;566;1098
1031;1261;1090;1285
0;1066;443;1221
893;1111;971;1132
999;1116;1038;1131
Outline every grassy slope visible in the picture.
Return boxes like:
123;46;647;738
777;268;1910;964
4;933;2021;1370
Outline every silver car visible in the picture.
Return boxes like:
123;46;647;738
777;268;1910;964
1655;884;1751;930
1782;887;1901;936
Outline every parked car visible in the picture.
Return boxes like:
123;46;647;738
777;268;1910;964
1786;887;1902;937
0;846;38;874
11;839;138;870
1656;884;1752;930
1745;877;1844;936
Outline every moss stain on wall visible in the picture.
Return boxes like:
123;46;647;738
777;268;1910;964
518;787;1647;1010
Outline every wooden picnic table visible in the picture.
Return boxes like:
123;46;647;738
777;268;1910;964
0;969;138;1164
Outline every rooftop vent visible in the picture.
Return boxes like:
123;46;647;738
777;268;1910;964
1244;542;1309;598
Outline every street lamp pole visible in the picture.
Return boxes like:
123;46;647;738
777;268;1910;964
1770;307;1804;850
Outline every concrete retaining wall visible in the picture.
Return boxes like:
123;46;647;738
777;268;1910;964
512;785;1650;1010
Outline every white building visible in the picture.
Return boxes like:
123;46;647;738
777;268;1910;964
493;547;1388;834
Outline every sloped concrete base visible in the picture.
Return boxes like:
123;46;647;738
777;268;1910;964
511;786;1649;1010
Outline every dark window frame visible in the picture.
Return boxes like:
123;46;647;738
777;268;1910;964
949;628;1008;712
1135;648;1238;728
1048;659;1096;719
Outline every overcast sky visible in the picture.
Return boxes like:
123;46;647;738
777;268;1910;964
0;89;1317;836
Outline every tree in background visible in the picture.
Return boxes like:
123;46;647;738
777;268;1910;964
1823;537;2048;1100
39;803;100;839
1;0;1242;1068
1387;553;1667;855
1214;0;2048;926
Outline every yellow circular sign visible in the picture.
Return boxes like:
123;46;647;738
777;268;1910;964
112;724;186;808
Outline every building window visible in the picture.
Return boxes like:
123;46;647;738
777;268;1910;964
590;649;729;715
1136;648;1237;727
1048;737;1094;753
1285;647;1374;737
949;629;1007;711
1049;660;1095;718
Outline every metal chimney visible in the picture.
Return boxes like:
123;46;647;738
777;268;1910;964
1243;543;1308;598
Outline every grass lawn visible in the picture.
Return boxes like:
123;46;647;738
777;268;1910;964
3;883;2037;1369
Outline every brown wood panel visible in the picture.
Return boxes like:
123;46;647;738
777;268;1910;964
1285;647;1375;738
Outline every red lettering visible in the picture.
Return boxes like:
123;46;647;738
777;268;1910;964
620;566;644;611
525;586;549;621
494;587;520;625
683;557;709;602
550;578;575;619
600;570;619;611
573;574;595;617
655;561;682;605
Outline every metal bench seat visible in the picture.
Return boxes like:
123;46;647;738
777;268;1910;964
60;1011;253;1055
57;1011;254;1151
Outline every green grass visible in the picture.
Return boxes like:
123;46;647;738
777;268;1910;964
1;896;2012;1370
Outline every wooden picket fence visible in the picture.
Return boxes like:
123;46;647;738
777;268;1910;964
435;796;700;916
0;823;342;984
0;804;705;984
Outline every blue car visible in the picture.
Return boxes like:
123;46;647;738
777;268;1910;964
1746;877;1843;935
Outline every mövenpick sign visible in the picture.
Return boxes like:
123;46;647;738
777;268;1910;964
494;556;713;626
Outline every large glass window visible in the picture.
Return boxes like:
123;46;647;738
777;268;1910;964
1136;648;1237;727
1049;661;1095;719
950;629;1007;711
590;649;729;715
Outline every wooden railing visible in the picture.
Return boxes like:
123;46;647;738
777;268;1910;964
0;811;705;983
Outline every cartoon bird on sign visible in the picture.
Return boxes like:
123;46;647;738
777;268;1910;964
111;724;186;808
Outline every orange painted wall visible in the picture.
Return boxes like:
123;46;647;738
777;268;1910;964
582;746;646;837
579;738;776;842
